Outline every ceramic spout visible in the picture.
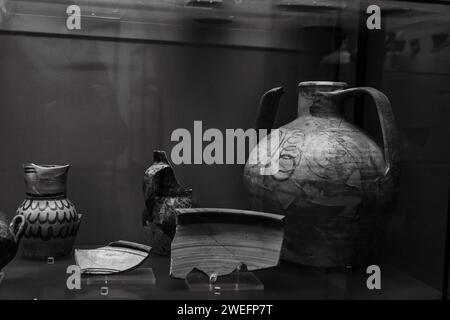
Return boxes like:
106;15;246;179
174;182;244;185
153;150;170;164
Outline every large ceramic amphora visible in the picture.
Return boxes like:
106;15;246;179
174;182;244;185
16;164;82;258
244;81;400;268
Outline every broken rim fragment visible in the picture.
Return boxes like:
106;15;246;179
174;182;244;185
170;208;285;280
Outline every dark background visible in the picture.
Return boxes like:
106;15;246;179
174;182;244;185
0;0;449;294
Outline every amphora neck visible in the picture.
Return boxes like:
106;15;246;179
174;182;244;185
297;81;347;117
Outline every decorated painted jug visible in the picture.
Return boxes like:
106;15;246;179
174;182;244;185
244;81;400;268
16;164;82;258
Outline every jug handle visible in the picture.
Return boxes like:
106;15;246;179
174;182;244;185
256;87;285;130
319;87;400;177
9;215;26;244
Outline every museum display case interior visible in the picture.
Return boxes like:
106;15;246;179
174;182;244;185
0;0;449;300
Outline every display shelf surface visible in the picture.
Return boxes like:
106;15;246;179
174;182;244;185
0;252;440;300
82;268;156;286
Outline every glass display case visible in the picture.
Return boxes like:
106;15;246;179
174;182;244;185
0;0;449;300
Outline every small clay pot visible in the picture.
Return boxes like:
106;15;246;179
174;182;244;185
0;214;26;270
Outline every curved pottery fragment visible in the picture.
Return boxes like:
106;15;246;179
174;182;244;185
143;151;193;255
75;240;151;275
170;208;285;280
